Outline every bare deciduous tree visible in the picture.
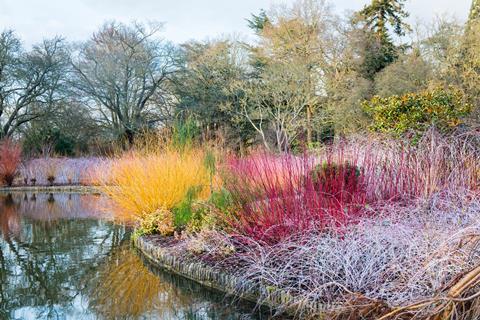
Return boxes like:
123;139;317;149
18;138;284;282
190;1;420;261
236;62;314;152
71;21;177;144
252;0;342;144
0;30;67;138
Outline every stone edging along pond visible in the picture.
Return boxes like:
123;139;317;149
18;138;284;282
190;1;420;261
134;235;326;317
0;185;101;194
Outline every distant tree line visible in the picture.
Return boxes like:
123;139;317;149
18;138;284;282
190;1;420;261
0;0;479;155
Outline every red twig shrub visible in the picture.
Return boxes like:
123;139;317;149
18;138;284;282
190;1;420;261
223;150;371;243
0;139;22;187
222;133;480;243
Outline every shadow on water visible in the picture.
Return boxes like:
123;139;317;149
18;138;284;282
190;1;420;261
0;192;277;320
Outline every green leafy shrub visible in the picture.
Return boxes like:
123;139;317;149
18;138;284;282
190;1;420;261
185;203;218;234
363;87;472;136
188;189;233;232
137;208;174;237
172;186;203;230
178;189;232;234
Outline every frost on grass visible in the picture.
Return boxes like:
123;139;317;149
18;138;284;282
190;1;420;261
218;191;480;316
19;157;111;186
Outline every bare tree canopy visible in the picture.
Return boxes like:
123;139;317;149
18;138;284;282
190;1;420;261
71;21;177;144
1;0;480;154
0;30;67;138
236;61;313;152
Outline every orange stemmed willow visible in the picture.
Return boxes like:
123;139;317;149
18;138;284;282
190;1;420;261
101;148;211;223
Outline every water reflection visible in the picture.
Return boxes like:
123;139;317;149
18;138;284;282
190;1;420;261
0;193;272;320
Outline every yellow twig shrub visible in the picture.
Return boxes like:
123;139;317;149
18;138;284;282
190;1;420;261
102;148;211;227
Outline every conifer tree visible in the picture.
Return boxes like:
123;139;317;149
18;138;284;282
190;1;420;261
356;0;410;79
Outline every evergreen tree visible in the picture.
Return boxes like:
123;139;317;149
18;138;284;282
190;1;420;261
355;0;410;79
358;0;410;39
469;0;480;22
247;9;270;34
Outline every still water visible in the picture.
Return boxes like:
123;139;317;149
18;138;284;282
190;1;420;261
0;192;271;320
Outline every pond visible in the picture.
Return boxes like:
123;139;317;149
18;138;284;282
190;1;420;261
0;192;274;320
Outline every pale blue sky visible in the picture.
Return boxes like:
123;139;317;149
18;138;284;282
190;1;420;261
0;0;472;46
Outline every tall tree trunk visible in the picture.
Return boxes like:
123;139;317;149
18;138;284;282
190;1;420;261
306;105;312;145
124;128;135;148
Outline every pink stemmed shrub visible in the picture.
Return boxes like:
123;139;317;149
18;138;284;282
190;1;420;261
0;139;22;186
223;150;370;243
222;132;480;244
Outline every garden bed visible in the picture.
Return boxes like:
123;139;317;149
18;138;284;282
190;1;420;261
134;192;480;319
134;234;325;317
100;131;480;319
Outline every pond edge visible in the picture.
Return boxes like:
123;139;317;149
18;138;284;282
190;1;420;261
134;235;326;317
0;185;100;194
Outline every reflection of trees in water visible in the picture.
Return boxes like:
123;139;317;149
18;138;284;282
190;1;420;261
142;257;272;320
89;244;270;320
0;193;116;235
0;192;270;320
0;192;128;319
88;245;190;319
0;194;21;238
